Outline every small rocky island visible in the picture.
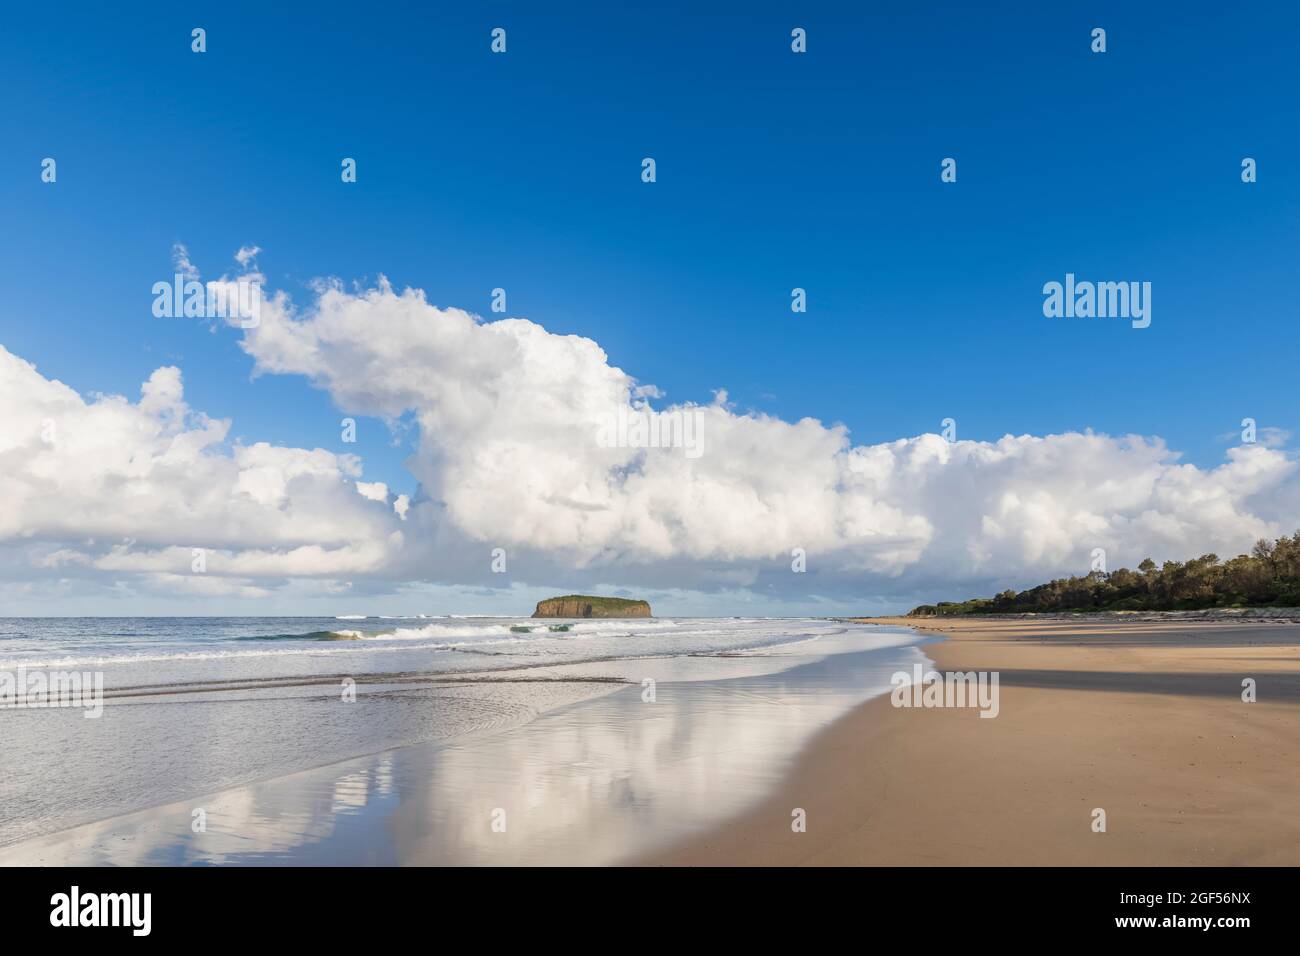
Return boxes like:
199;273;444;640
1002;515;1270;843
532;595;652;618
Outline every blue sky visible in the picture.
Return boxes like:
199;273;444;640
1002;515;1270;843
2;2;1298;614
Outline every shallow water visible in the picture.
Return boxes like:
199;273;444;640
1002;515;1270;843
0;615;857;844
0;620;928;864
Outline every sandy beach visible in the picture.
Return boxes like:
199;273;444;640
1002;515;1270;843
6;615;1298;867
642;616;1300;866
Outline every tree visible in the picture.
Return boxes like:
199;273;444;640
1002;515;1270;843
908;531;1300;616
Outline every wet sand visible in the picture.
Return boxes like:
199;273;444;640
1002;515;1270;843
642;617;1300;866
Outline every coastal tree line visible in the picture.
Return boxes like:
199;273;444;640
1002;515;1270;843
909;530;1300;616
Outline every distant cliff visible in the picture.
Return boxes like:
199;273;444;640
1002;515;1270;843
532;595;652;618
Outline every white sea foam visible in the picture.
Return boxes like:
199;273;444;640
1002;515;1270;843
0;617;855;673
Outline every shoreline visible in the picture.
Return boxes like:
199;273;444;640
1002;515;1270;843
8;616;1298;866
639;616;1300;865
0;625;924;865
0;616;881;852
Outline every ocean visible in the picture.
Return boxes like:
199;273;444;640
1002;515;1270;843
0;616;927;860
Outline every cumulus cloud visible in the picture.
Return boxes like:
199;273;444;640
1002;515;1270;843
2;253;1297;610
0;344;404;596
236;271;1298;595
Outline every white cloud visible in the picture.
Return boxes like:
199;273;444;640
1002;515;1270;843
354;480;389;503
236;273;1299;593
171;243;200;280
0;344;403;590
2;257;1297;612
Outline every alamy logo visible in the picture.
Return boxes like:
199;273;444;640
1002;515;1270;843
1042;273;1151;329
890;664;1000;718
1;668;103;718
152;274;262;328
50;886;151;936
595;406;704;459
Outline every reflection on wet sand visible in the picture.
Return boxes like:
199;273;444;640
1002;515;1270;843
0;629;927;865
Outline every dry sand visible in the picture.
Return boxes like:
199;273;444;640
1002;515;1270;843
640;617;1300;865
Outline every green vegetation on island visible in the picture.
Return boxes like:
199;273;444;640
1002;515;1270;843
532;595;652;618
910;531;1300;616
